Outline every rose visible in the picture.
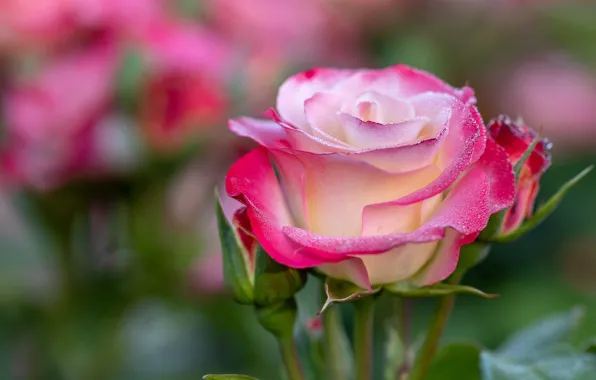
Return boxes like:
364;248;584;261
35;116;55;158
1;42;117;189
225;65;515;289
487;116;552;235
137;20;231;151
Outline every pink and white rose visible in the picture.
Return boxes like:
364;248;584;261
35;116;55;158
225;65;515;288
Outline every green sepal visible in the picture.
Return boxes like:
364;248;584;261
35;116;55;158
320;278;381;313
480;134;541;240
384;282;496;299
203;375;259;380
255;298;298;339
215;194;254;305
494;165;593;243
253;246;306;307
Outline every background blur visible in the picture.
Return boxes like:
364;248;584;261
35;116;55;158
0;0;595;379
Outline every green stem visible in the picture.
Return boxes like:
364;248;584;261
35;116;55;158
354;297;375;380
409;272;464;380
278;335;305;380
323;306;346;380
397;298;411;378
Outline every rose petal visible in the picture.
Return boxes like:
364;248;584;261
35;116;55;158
344;91;415;124
229;116;289;148
339;114;433;150
318;257;371;290
303;92;353;147
277;68;358;130
226;147;321;268
282;137;514;257
334;64;475;103
270;150;310;230
410;229;477;286
291;151;441;237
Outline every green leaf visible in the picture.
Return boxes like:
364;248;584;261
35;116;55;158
480;307;596;380
384;282;497;299
427;343;481;380
481;350;596;380
203;375;259;380
497;307;584;360
495;166;593;243
320;278;380;313
253;246;306;307
215;195;254;305
481;352;543;380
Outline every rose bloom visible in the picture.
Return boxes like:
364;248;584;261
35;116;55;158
487;116;551;235
225;65;515;288
0;42;118;189
137;20;231;151
0;0;160;52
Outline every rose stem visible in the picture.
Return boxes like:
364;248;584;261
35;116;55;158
277;334;305;380
397;298;411;378
354;297;375;380
408;271;464;380
323;306;346;380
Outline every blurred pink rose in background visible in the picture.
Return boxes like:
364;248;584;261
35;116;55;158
137;19;232;151
499;55;596;149
204;0;365;111
0;0;161;52
1;42;118;189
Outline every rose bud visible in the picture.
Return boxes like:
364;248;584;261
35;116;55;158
216;190;306;306
487;116;552;235
217;190;306;337
224;65;515;290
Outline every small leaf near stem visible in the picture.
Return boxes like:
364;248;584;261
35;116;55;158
354;297;375;380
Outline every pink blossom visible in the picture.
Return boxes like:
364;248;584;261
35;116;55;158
224;65;515;288
135;19;233;151
1;42;118;189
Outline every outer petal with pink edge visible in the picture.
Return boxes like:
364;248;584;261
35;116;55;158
226;147;328;268
334;65;476;104
282;137;514;266
408;137;515;285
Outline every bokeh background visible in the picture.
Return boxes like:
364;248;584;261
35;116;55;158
0;0;595;379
